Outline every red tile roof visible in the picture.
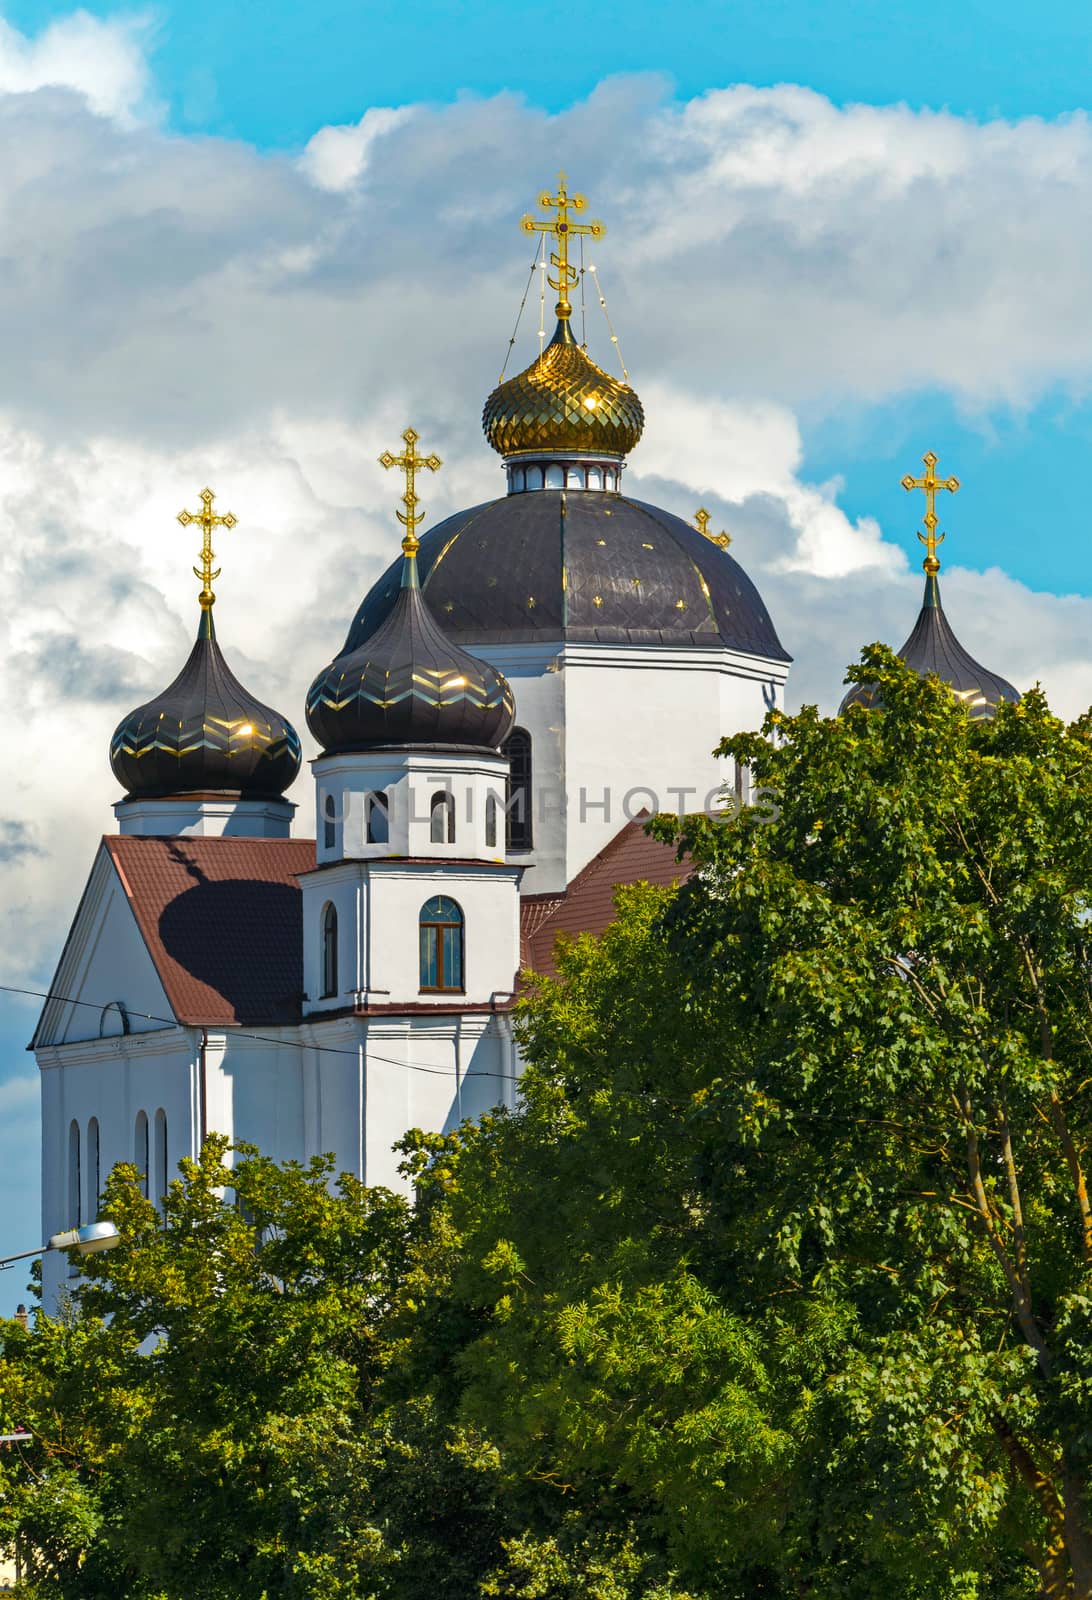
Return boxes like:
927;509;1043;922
105;835;315;1026
104;820;688;1028
519;817;692;980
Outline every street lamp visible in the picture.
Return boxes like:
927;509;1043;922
0;1221;121;1270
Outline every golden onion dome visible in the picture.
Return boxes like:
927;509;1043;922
483;317;644;458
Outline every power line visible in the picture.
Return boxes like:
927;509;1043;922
0;983;518;1085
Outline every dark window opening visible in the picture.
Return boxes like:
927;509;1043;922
502;727;533;850
321;902;339;999
366;792;389;845
430;790;456;845
323;794;336;850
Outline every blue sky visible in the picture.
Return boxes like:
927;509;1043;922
3;0;1092;1303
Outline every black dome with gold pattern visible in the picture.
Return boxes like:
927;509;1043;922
483;318;644;458
840;572;1020;719
307;546;516;753
342;491;790;660
110;609;302;798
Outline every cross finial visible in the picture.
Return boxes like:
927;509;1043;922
177;487;238;610
901;450;959;575
379;427;442;557
694;507;731;550
521;172;606;322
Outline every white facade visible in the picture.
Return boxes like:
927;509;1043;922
479;639;788;894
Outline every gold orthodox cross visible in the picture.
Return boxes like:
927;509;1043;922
177;487;237;610
379;427;442;556
901;450;959;574
695;507;731;550
521;173;605;321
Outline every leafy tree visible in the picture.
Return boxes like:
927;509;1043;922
401;648;1092;1599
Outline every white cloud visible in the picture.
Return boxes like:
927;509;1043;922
300;104;414;191
0;50;1091;998
0;10;155;124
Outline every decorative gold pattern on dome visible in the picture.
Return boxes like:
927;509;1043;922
483;319;644;457
379;427;442;557
178;488;237;610
901;450;959;575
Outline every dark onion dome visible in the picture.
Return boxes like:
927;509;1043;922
483;318;644;459
110;608;302;798
307;541;516;754
839;571;1020;720
340;491;791;661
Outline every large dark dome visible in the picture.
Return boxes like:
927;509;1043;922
110;609;302;799
341;491;790;660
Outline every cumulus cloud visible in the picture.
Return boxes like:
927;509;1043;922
0;41;1091;1007
0;9;155;124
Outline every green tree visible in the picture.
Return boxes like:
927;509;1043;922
400;649;1092;1599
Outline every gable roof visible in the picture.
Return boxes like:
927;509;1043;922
519;817;692;980
77;822;685;1033
103;835;316;1026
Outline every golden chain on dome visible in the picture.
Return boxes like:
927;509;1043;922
587;262;630;382
177;487;237;610
379;428;442;557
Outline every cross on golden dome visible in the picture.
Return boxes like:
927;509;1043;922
695;507;731;550
379;427;442;557
901;450;959;575
177;487;237;610
521;173;605;323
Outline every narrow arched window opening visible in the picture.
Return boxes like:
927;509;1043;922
68;1120;81;1228
134;1110;149;1200
430;790;455;845
321;902;339;999
485;793;498;850
366;792;389;845
502;727;533;851
87;1117;100;1218
419;896;464;993
154;1109;168;1208
323;793;336;850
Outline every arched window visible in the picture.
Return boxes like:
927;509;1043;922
323;793;336;850
419;896;464;993
134;1110;149;1200
485;792;498;850
430;790;455;845
68;1120;81;1227
545;463;564;489
502;727;533;851
87;1117;100;1218
366;791;389;845
321;902;338;999
154;1109;168;1207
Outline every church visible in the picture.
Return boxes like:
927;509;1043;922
30;177;1016;1305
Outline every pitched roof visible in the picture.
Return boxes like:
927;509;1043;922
104;835;315;1026
520;817;692;980
101;820;688;1029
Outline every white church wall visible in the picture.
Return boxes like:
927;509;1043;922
560;644;791;882
313;749;511;867
472;642;567;894
35;846;174;1048
300;859;521;1014
38;1026;198;1306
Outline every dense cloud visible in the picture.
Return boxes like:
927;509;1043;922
2;15;1092;1009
